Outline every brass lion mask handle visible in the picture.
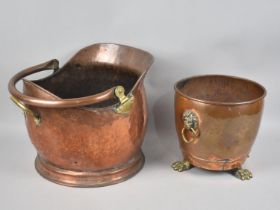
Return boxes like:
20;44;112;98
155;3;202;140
181;110;200;143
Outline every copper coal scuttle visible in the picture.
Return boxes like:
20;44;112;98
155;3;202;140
8;43;154;187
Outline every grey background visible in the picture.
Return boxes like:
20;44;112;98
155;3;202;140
0;0;279;209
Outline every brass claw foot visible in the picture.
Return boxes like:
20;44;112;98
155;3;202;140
171;160;192;172
233;168;253;181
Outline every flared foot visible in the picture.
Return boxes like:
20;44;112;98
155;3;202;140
35;151;145;187
171;160;192;172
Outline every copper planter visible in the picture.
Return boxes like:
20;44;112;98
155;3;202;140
172;75;266;180
8;43;153;187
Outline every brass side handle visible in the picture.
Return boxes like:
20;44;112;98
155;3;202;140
114;86;134;114
10;96;41;126
181;110;200;143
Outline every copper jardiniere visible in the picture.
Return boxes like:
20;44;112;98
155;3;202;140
172;75;266;180
8;43;153;187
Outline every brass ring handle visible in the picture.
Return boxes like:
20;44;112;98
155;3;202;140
8;59;120;108
181;110;200;144
181;127;199;144
10;96;41;126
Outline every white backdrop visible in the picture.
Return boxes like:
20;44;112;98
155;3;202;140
1;1;279;210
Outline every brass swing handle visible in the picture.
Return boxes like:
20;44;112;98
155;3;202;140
181;110;200;144
9;59;134;125
10;86;133;126
8;59;117;108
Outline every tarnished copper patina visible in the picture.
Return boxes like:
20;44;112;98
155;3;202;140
172;75;266;180
8;43;153;187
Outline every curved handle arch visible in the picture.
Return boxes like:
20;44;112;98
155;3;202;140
8;59;118;108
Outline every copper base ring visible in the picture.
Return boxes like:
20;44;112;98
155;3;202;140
35;151;145;187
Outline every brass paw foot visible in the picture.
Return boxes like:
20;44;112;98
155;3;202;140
171;160;192;172
233;168;253;181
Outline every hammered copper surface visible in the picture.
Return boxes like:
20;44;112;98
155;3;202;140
175;75;266;171
8;43;153;187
